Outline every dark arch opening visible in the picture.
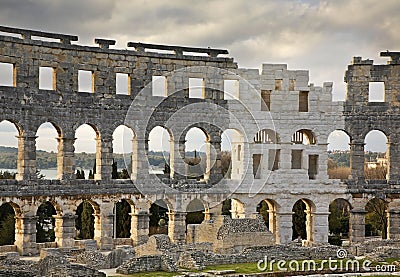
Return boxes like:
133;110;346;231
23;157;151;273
36;201;57;242
186;199;205;225
149;200;169;236
115;199;131;238
328;198;351;246
365;198;388;239
0;203;15;245
75;201;95;239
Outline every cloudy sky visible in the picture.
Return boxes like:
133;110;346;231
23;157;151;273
0;0;397;152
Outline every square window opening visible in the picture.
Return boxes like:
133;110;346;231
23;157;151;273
39;67;55;90
291;150;302;169
152;76;167;97
189;78;204;99
0;62;15;87
369;82;385;102
116;73;130;95
299;91;309;112
78;70;94;93
223;79;239;100
275;79;282;91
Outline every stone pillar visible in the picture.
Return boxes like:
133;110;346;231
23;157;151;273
209;137;223;183
136;138;149;179
94;209;114;250
317;143;329;180
94;135;113;180
172;140;186;180
349;208;366;244
387;208;400;240
279;143;292;170
53;213;77;248
388;140;400;180
349;140;365;181
168;211;187;243
16;132;37;181
130;137;138;180
305;209;314;242
276;212;293;244
57;136;76;180
130;211;150;245
15;215;38;255
313;212;329;243
267;208;278;243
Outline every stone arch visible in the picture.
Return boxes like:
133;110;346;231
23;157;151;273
327;130;351;180
149;199;170;236
75;200;99;239
186;198;206;225
112;125;137;179
364;130;388;180
254;129;280;144
0;120;22;179
291;129;316;145
328;198;351;246
365;198;388;239
114;199;132;238
184;126;209;180
36;122;63;180
147;126;174;179
221;128;244;180
257;198;280;243
292;198;316;243
36;201;57;243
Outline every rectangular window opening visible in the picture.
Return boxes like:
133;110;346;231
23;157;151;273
253;154;262;179
289;79;296;91
0;62;15;87
291;150;302;169
152;76;167;97
308;155;318;180
299;91;309;112
268;149;280;171
275;79;282;91
78;70;94;93
369;82;385;102
189;78;204;99
261;90;271;111
39;67;55;90
116;73;130;95
223;79;239;100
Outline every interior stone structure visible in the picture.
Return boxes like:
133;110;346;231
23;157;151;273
0;25;397;256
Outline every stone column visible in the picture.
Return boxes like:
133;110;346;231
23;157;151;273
94;208;114;250
57;136;76;180
313;212;329;243
16;132;37;181
136;138;149;179
317;143;329;180
130;211;150;245
168;211;187;243
279;143;292;170
94;135;113;180
53;213;77;248
130;137;138;180
305;209;314;242
349;139;365;181
387;208;400;240
267;208;278;242
171;140;186;180
209;137;223;183
276;212;294;244
349;208;366;244
15;215;38;255
388;139;400;180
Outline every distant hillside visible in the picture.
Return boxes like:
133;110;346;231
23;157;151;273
0;147;205;169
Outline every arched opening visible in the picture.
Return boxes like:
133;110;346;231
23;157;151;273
328;198;351;246
149;200;169;236
254;129;279;144
35;122;61;180
291;129;316;145
0;120;20;179
112;125;135;179
184;127;208;180
292;199;315;242
221;129;244;179
186;199;205;225
148;126;173;178
230;198;245;219
36;201;57;243
221;199;232;217
115;199;131;238
75;200;95;239
364;130;388;180
327;130;351;179
365;198;388;239
0;203;15;245
257;199;278;242
74;124;99;179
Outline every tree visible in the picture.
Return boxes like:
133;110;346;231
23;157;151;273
112;159;118;179
292;200;306;240
220;151;231;178
257;201;269;228
221;199;231;216
76;201;94;239
116;200;131;238
36;202;56;243
0;203;15;245
365;198;387;238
